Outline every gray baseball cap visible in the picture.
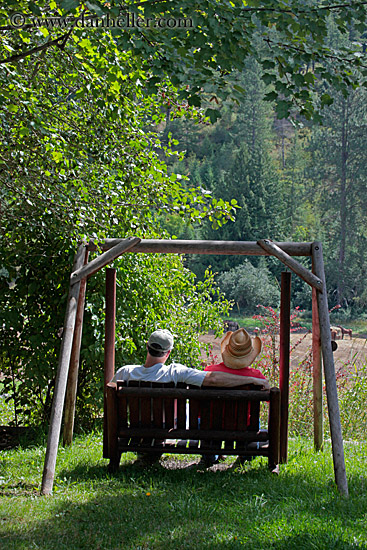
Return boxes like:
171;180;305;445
148;329;174;353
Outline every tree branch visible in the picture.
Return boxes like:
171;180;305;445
128;0;367;14
241;1;367;13
0;32;72;65
263;37;367;70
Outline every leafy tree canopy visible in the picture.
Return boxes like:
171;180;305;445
1;1;367;121
0;28;239;241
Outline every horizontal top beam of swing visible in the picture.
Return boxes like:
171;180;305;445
86;239;313;257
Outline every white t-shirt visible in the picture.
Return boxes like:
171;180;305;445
111;361;206;387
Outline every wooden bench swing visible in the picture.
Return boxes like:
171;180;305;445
40;238;348;497
106;381;281;473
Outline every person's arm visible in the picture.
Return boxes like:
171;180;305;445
202;371;270;390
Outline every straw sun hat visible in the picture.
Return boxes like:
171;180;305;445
221;328;262;369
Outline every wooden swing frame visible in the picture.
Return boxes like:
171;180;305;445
40;238;348;497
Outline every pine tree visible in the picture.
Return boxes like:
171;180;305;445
307;87;367;308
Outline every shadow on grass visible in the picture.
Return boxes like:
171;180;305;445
2;456;367;550
0;426;46;450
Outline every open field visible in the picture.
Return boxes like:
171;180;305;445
199;333;367;372
227;316;367;340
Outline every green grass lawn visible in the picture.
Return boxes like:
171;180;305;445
1;433;366;549
225;316;259;331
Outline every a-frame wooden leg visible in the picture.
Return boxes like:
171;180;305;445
41;244;85;495
312;242;348;497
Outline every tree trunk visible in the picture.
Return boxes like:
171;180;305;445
337;97;349;305
251;104;256;151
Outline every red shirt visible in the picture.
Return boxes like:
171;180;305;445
204;362;266;380
204;362;266;426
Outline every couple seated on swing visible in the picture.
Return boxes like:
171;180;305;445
111;327;269;468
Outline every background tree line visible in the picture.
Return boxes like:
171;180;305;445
161;21;367;316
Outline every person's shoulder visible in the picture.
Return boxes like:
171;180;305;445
247;367;266;379
169;361;189;370
115;364;141;371
113;364;142;376
204;363;225;372
169;361;200;374
111;364;142;382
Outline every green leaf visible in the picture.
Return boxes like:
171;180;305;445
187;95;201;107
85;1;105;17
60;0;80;11
233;85;246;94
261;60;276;70
262;73;277;85
304;72;315;85
264;91;277;102
275;100;291;119
28;2;42;16
321;93;333;107
205;108;220;123
19;127;30;137
293;74;305;87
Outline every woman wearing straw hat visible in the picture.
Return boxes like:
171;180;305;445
204;327;266;380
200;328;268;468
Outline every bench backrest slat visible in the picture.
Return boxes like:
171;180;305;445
189;390;200;430
235;400;248;453
223;400;236;451
140;381;152;426
152;392;163;429
128;381;141;428
117;392;128;428
114;381;263;441
163;383;175;430
199;397;212;452
236;400;247;432
176;397;186;429
249;400;260;431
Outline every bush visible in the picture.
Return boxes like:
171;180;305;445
217;260;280;312
0;235;231;429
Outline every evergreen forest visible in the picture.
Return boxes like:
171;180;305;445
162;52;367;316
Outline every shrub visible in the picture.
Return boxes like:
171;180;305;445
217;260;280;312
334;360;367;440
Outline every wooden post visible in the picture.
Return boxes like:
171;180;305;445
63;249;89;446
106;382;119;472
312;242;348;497
312;257;323;451
279;272;291;463
257;239;323;291
41;244;85;495
103;268;116;458
268;387;281;473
